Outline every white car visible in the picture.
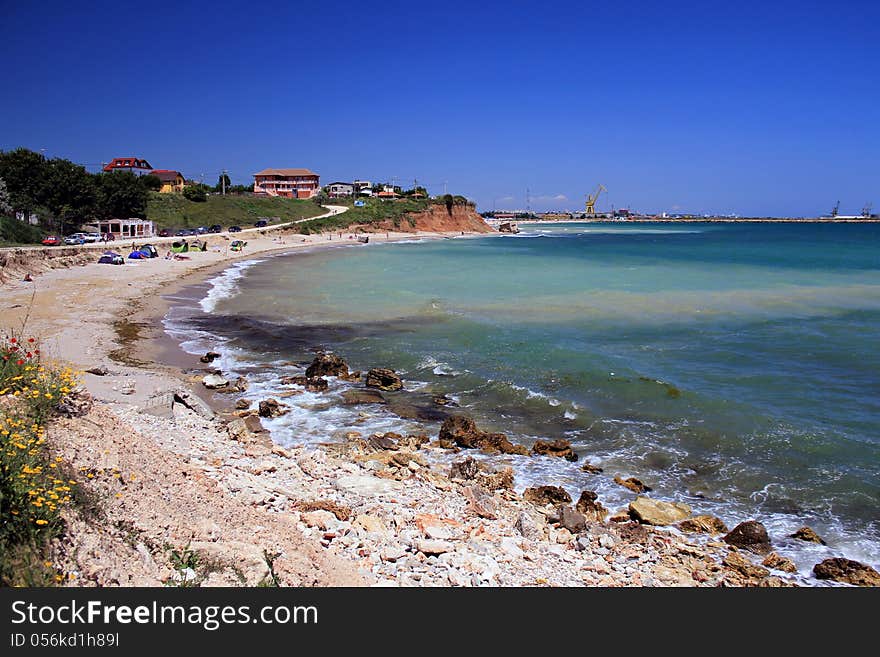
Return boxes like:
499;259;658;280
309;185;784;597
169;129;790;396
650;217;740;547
82;232;102;243
64;233;87;245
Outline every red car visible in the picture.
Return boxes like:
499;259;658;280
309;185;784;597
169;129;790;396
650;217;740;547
42;235;61;246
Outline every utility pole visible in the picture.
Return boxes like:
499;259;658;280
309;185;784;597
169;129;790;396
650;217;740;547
222;169;227;195
443;181;448;195
526;187;530;216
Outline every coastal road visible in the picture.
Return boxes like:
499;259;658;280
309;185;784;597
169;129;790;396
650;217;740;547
0;204;349;252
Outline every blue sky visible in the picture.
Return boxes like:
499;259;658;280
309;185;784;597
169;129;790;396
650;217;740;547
1;0;877;216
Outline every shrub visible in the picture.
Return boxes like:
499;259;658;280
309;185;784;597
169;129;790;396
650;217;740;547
0;333;82;585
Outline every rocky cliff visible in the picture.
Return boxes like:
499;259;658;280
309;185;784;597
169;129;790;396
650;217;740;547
0;246;99;284
359;204;495;234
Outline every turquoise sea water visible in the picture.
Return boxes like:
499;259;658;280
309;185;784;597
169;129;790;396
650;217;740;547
168;222;880;574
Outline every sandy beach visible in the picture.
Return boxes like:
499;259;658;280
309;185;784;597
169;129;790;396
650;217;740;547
0;214;856;587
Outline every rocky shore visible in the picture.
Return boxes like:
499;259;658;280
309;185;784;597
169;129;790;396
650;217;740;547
166;349;879;588
3;226;878;587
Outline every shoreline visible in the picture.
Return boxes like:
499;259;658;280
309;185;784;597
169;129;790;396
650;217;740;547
1;221;869;587
514;218;880;224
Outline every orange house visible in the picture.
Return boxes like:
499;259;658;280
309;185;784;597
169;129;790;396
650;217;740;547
253;168;320;198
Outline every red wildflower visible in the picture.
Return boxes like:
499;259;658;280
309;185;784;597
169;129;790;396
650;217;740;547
34;349;40;355
9;346;18;351
9;338;16;344
16;359;24;365
27;338;35;343
26;352;32;358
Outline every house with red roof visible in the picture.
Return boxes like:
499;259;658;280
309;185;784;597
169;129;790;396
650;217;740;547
253;168;320;198
149;169;185;193
102;157;153;175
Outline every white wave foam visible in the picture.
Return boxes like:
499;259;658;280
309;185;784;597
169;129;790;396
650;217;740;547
199;258;264;313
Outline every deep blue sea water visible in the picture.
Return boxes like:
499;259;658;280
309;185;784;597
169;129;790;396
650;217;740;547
166;222;880;574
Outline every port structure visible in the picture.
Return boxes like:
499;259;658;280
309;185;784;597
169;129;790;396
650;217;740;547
585;184;607;215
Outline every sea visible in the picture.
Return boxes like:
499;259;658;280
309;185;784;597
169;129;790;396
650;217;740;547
163;222;880;576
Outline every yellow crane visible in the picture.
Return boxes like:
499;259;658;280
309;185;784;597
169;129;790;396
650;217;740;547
585;184;607;214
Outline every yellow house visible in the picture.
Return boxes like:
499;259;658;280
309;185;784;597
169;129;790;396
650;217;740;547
150;169;185;193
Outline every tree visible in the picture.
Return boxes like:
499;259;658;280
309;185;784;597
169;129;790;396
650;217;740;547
183;184;207;202
0;148;48;217
141;174;162;191
312;190;329;205
214;173;231;194
41;159;97;233
95;171;148;219
0;176;12;216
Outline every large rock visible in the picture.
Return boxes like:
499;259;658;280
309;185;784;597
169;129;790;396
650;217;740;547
555;506;587;533
628;496;691;526
813;558;880;587
202;373;229;389
515;511;547;541
723;520;772;555
397;434;429;451
282;375;328;392
243;414;266;433
723;552;770;580
614;475;652;494
438;415;529;456
532;439;578;462
449;456;513;491
790;526;826;545
575;490;608;523
365;368;403;391
200;351;221;363
258;398;287;418
678;515;729;535
522;485;572;508
342;389;387;404
763;552;798;574
305;352;349;378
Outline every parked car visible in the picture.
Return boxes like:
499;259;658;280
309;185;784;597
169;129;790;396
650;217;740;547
209;224;222;233
42;235;61;246
228;225;242;232
158;228;172;237
254;219;268;228
174;229;190;237
82;232;102;243
64;233;86;245
196;226;208;234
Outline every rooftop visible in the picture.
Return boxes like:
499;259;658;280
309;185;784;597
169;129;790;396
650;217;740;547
254;168;318;177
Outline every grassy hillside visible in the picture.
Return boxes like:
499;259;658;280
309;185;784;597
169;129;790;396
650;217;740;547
296;198;430;234
0;216;45;246
146;193;326;229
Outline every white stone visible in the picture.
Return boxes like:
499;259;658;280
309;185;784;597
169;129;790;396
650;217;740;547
599;535;616;549
499;537;525;559
416;539;453;556
202;374;229;389
334;475;404;497
424;525;455;541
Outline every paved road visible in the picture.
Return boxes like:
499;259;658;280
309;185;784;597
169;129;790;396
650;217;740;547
0;204;349;251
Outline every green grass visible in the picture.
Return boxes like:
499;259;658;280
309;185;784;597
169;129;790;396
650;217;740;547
146;193;327;229
296;197;431;234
